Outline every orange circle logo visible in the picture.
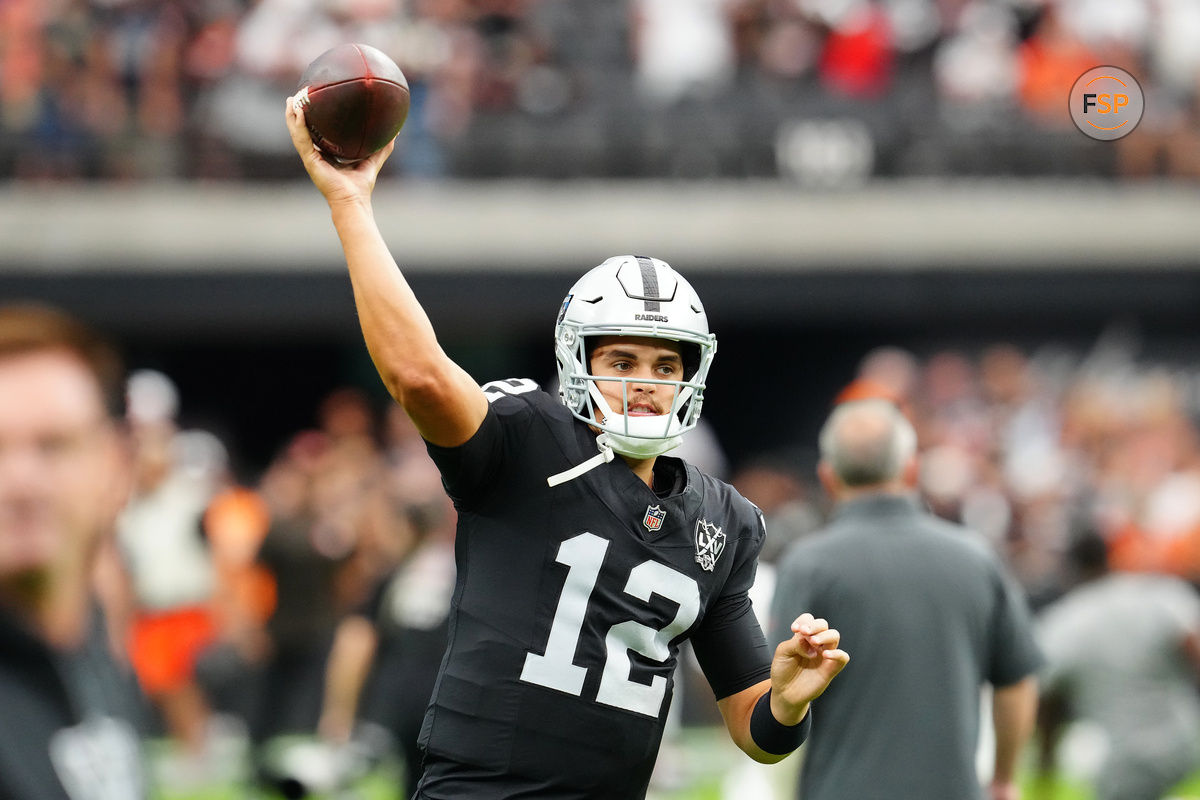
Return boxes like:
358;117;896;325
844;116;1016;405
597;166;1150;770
1069;66;1144;141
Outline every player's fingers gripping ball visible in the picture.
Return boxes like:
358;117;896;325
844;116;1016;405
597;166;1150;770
293;43;410;165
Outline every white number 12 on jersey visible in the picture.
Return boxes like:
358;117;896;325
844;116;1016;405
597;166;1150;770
520;532;701;717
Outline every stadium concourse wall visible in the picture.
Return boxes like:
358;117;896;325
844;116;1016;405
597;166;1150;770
3;178;1200;336
3;178;1200;334
3;179;1200;471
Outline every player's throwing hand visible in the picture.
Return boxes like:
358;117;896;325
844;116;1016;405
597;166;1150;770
284;96;394;209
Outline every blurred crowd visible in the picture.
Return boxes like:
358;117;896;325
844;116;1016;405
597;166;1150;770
91;323;1200;795
103;371;457;794
745;335;1200;610
3;0;1200;182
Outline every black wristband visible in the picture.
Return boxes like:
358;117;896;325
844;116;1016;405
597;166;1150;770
749;690;812;756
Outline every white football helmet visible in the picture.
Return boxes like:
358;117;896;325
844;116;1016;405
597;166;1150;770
554;255;717;459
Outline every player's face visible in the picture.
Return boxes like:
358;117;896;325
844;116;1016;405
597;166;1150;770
588;336;683;418
0;351;126;583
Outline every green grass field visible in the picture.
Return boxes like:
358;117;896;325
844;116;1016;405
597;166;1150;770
149;725;1200;800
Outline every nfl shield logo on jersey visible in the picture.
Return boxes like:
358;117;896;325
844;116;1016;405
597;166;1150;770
643;505;666;532
694;519;726;571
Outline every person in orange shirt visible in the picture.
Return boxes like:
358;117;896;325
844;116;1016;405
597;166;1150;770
1016;7;1100;128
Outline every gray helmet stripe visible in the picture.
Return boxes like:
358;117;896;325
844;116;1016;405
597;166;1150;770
635;256;660;311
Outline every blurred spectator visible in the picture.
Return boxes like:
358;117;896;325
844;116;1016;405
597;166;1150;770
630;0;736;107
196;477;275;722
1115;0;1200;179
319;448;456;797
247;430;363;748
1035;527;1200;800
244;385;390;755
1015;4;1100;129
808;0;896;100
116;370;224;768
932;0;1020;128
836;344;920;417
0;304;149;799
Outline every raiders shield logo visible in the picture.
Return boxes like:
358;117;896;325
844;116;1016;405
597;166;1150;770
694;518;726;571
643;505;666;532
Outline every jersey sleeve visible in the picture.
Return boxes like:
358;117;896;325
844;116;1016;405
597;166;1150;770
689;503;772;699
424;378;541;507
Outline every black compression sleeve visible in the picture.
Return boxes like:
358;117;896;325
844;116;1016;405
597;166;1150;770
749;690;812;755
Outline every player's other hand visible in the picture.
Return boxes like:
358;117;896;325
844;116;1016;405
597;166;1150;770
284;96;394;208
769;612;849;724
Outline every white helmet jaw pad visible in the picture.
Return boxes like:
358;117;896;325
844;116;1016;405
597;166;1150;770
554;255;717;459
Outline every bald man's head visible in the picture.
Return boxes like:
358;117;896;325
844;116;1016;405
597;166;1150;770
818;399;917;489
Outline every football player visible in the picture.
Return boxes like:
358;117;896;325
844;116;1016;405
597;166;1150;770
285;97;848;799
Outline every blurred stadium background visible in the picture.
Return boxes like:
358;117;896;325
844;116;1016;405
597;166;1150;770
4;0;1200;798
3;0;1200;475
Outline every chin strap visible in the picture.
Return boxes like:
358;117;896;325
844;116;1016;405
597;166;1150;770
547;433;616;487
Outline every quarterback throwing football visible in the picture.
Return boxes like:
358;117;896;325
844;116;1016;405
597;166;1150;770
285;97;848;800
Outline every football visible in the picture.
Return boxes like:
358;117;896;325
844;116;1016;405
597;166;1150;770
294;43;410;164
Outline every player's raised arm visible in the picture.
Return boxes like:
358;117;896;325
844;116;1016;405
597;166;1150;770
284;97;487;447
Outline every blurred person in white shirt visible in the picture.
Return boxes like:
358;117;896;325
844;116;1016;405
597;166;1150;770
117;370;225;768
1036;526;1200;800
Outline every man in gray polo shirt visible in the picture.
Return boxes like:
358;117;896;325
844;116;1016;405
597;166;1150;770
769;397;1042;800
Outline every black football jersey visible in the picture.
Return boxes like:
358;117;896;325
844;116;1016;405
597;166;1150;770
415;380;771;800
0;607;149;800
